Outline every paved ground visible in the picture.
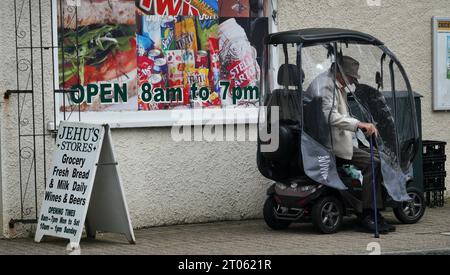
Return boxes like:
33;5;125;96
1;205;450;255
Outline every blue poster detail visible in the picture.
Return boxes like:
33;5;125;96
447;36;450;79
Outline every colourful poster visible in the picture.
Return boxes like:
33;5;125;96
58;0;137;113
58;0;269;113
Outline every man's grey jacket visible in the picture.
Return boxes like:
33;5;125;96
305;71;360;160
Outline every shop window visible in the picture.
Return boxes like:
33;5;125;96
54;0;278;127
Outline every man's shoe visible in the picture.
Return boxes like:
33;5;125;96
360;214;389;234
377;214;396;232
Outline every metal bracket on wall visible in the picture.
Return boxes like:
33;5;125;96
4;90;33;100
54;89;79;94
9;219;37;229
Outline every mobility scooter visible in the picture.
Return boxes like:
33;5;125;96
257;29;426;234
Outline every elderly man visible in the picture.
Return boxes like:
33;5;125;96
305;55;395;234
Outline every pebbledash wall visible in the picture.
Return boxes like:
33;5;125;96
1;0;450;238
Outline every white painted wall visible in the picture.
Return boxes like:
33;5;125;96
1;0;450;238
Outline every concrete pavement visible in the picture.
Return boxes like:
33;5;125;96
1;205;450;255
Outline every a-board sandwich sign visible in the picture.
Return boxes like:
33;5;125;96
35;121;135;246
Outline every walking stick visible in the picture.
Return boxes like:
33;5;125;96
369;134;380;239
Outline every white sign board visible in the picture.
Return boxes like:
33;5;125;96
433;17;450;111
35;122;135;246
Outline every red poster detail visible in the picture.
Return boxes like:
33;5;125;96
138;0;203;16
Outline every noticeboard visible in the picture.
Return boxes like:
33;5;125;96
433;17;450;111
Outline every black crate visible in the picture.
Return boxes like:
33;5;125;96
423;171;447;191
423;141;447;158
423;156;447;173
426;189;447;208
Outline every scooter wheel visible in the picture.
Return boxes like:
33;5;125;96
393;187;426;224
263;197;292;230
312;196;343;234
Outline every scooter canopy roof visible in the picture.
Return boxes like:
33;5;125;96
265;28;384;47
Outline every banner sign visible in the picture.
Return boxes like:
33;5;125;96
438;20;450;31
57;0;271;117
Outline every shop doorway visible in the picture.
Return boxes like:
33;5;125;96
6;0;82;229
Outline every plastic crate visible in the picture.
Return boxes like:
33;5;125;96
426;189;446;208
423;171;447;191
423;141;447;158
423;155;447;173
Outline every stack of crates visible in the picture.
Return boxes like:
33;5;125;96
422;141;447;207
